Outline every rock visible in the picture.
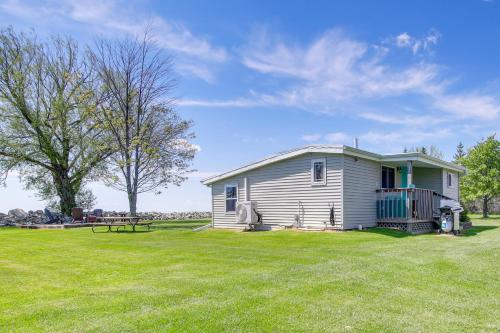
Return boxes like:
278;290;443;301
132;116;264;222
8;208;28;219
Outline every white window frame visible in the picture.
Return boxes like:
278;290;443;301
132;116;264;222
224;183;238;214
311;158;327;186
447;172;453;188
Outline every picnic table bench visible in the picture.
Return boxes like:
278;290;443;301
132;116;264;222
91;216;153;232
90;222;128;233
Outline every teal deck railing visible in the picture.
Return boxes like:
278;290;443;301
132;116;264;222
376;188;447;222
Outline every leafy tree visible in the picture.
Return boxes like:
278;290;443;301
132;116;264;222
90;34;196;215
454;142;466;163
0;28;111;214
460;135;500;218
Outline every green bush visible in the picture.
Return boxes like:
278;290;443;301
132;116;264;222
460;204;471;222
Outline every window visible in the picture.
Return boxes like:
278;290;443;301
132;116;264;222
225;184;238;212
381;166;395;189
447;172;453;187
311;158;327;185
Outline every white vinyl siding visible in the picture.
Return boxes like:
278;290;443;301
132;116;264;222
442;170;459;200
413;168;443;194
342;156;380;229
211;153;343;229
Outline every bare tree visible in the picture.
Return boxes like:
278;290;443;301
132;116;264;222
90;34;196;215
0;27;111;214
404;145;444;159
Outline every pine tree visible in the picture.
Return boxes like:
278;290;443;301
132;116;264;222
454;142;466;163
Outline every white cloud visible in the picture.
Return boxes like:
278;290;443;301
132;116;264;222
177;98;262;108
393;30;441;55
0;0;227;81
359;128;451;147
240;28;440;104
176;63;216;84
395;33;412;47
359;112;445;126
432;93;500;120
177;26;499;140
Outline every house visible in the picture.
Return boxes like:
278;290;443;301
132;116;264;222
201;145;466;233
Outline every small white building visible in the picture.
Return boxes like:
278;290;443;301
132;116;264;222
202;145;465;233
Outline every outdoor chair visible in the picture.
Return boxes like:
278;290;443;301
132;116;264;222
71;207;84;223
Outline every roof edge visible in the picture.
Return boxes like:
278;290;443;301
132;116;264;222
201;145;465;185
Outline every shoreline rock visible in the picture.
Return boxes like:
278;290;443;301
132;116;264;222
0;209;211;225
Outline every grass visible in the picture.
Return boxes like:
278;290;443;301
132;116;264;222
0;216;499;332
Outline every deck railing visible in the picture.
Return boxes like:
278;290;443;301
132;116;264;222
376;188;450;222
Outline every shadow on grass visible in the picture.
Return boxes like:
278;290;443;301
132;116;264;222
362;228;413;238
460;225;498;237
149;223;209;231
91;228;152;234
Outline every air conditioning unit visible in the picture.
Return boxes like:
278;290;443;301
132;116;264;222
235;201;258;224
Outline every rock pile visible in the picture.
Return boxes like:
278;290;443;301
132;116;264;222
0;208;211;225
103;211;212;220
0;209;49;225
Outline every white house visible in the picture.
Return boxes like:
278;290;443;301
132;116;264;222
202;145;465;233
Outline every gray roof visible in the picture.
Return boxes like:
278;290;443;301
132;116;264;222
202;144;466;185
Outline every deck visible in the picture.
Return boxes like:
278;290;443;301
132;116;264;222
376;188;452;233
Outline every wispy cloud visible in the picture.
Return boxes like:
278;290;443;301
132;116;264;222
392;29;441;55
0;0;227;81
359;112;445;126
177;98;262;108
432;92;500;120
232;27;500;125
359;128;452;149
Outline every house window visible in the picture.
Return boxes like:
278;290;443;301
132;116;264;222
447;172;453;187
311;158;327;185
225;184;238;212
381;166;395;189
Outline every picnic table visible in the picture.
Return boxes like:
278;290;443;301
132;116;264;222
90;222;128;233
92;216;152;232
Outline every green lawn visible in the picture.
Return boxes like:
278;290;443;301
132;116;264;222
1;217;499;332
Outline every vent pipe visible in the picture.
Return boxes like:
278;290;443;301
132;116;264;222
354;137;359;149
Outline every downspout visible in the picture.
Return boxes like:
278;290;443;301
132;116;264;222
244;177;248;201
211;185;215;228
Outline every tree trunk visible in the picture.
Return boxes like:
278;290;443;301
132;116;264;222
483;196;489;218
54;170;77;216
128;191;137;217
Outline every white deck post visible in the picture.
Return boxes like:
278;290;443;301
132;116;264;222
407;160;413;187
406;160;413;221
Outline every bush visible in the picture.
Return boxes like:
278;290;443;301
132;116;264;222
460;204;471;222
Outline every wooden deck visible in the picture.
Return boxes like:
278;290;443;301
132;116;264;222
376;188;452;223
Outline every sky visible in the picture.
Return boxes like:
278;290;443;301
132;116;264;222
0;0;499;212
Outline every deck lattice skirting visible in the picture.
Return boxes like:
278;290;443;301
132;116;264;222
377;221;436;234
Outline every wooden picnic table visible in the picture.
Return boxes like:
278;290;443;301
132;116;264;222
94;216;152;232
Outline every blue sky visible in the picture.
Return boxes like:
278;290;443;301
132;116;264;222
0;0;499;212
